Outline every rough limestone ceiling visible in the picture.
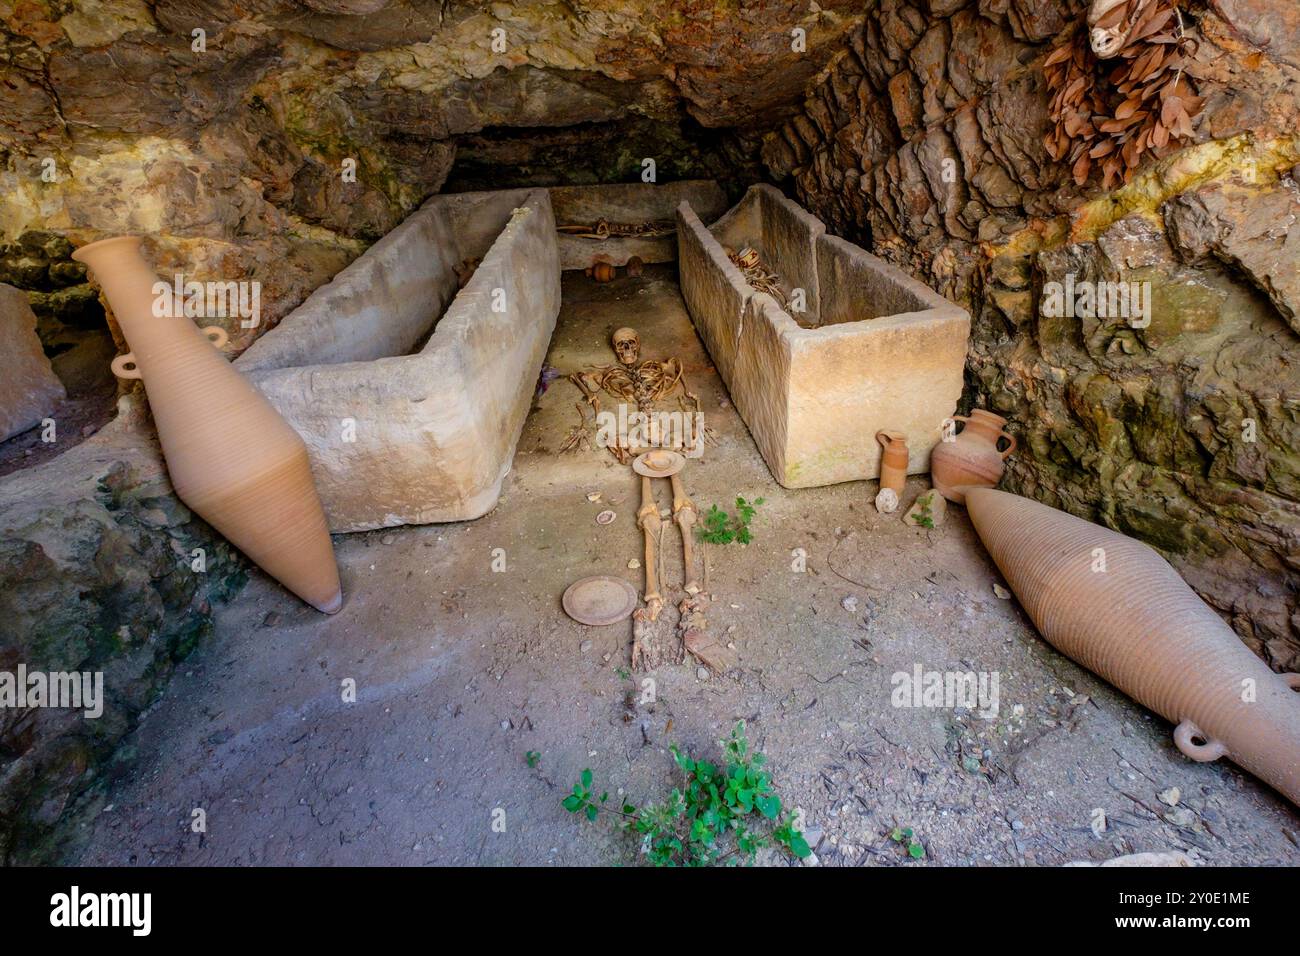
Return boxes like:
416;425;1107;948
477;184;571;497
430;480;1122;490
1;0;868;345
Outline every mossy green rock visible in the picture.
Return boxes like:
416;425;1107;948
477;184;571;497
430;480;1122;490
0;416;247;864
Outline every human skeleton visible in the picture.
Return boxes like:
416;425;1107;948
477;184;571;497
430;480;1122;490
727;246;787;310
562;327;710;463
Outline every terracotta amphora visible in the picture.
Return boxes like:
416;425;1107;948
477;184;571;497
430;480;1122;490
930;408;1016;504
875;431;909;495
73;236;343;614
965;487;1300;808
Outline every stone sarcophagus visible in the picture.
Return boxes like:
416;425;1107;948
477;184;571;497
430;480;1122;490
677;184;969;488
236;188;560;532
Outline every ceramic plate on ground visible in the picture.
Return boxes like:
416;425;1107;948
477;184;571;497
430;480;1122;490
632;449;686;477
562;576;639;626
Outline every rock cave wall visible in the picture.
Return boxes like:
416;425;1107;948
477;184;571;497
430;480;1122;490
761;0;1300;670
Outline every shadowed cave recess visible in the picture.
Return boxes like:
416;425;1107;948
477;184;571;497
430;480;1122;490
0;0;1298;866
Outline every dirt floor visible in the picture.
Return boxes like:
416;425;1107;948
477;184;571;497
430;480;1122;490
74;266;1300;866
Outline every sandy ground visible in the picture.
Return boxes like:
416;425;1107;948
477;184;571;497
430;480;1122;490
75;267;1300;866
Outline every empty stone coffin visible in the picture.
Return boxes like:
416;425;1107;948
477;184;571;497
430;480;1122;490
552;180;727;271
677;184;969;488
237;188;561;532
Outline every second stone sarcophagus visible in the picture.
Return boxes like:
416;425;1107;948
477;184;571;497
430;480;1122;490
677;184;969;488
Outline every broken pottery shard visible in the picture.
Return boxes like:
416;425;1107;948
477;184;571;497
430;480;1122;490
679;595;734;674
0;283;65;442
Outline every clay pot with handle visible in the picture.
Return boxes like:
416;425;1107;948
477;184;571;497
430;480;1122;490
874;430;908;513
875;431;908;493
964;487;1300;808
930;408;1016;504
73;236;343;614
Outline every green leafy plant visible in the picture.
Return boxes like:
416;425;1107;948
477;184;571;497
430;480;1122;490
697;496;765;545
699;504;732;543
890;825;926;860
563;721;810;866
914;495;935;530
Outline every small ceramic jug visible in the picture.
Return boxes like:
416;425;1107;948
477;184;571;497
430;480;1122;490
875;431;908;493
930;408;1016;504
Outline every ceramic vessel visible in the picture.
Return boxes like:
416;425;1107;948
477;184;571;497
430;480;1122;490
930;408;1015;504
875;430;908;495
562;576;638;626
73;236;342;613
965;487;1300;807
632;449;686;478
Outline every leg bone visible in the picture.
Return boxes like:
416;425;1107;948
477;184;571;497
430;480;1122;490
637;475;664;620
670;472;700;594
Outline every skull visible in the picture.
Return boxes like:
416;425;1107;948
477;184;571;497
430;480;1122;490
612;327;640;366
1087;0;1129;59
1089;25;1125;58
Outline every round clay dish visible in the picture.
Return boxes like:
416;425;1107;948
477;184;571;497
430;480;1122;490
562;576;639;626
632;449;686;478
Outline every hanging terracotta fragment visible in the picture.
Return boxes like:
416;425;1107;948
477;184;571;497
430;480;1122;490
964;487;1300;808
930;409;1016;504
1043;0;1204;189
73;236;343;614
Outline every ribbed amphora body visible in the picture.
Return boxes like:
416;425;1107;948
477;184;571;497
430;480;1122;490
73;236;342;614
965;487;1300;807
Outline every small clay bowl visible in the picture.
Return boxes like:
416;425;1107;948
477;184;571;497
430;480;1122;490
632;450;686;478
562;576;639;626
